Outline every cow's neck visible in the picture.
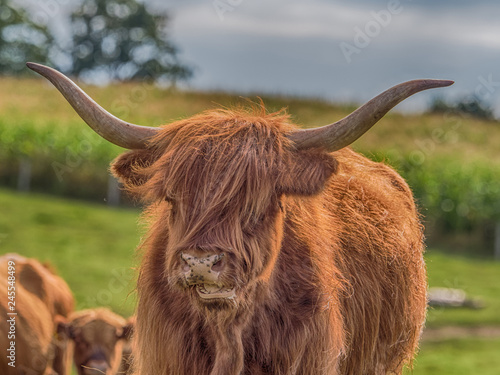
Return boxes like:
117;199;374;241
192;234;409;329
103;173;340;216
210;323;243;375
209;306;254;375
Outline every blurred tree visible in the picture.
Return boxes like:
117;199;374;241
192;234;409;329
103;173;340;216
455;97;494;120
429;96;495;121
68;0;192;84
0;0;53;75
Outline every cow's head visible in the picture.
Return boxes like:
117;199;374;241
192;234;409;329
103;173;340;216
27;63;452;311
57;309;133;375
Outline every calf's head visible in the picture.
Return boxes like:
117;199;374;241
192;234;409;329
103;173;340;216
58;309;133;375
27;62;452;311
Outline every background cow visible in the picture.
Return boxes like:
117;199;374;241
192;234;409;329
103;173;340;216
57;308;133;375
118;316;135;375
27;62;453;375
0;253;74;375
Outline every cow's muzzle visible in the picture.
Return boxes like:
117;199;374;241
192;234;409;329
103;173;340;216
81;351;110;375
180;253;236;300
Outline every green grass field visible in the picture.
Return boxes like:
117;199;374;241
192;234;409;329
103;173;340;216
0;188;139;317
406;338;500;375
1;188;500;373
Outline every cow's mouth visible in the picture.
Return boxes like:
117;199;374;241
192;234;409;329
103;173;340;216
196;284;236;300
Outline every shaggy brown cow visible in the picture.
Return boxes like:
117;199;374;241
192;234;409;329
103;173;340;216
0;253;74;375
27;62;453;375
58;308;133;375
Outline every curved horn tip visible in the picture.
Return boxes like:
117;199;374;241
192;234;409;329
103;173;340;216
26;62;48;73
440;80;454;86
423;79;454;88
27;63;65;80
289;78;455;152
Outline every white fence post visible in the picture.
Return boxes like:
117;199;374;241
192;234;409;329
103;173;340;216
495;222;500;261
17;157;32;192
107;174;121;206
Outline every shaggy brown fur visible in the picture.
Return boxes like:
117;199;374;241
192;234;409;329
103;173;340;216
0;253;75;375
111;107;426;375
58;308;134;375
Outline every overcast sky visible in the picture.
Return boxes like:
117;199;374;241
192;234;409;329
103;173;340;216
21;0;500;115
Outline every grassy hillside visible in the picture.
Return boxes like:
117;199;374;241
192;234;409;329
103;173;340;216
2;75;499;161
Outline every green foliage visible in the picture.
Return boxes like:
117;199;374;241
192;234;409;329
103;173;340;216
368;151;500;236
68;0;192;83
405;158;500;233
0;0;53;75
0;118;122;199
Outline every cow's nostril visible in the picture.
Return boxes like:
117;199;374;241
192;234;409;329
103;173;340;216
211;254;225;273
180;253;191;272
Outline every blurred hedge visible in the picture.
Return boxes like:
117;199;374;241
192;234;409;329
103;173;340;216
369;151;500;237
0;118;122;201
2;118;500;238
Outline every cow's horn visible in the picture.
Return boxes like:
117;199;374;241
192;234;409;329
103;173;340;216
26;62;158;149
289;79;454;152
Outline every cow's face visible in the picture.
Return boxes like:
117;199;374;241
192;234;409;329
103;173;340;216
58;311;133;375
112;111;337;310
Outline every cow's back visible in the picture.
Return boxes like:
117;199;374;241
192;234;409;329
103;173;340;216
327;148;426;374
0;254;74;375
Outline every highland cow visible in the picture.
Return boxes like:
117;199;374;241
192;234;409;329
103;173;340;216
27;62;453;375
0;253;74;375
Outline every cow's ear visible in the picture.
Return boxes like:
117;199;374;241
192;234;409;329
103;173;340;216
278;150;338;196
118;318;134;340
111;149;157;188
55;315;74;340
117;316;135;340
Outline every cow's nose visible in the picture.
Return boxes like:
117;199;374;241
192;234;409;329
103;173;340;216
82;359;109;375
181;253;225;285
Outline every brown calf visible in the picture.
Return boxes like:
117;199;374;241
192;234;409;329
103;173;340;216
0;253;74;375
58;308;133;375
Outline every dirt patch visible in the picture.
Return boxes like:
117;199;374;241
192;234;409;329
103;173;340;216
422;326;500;341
